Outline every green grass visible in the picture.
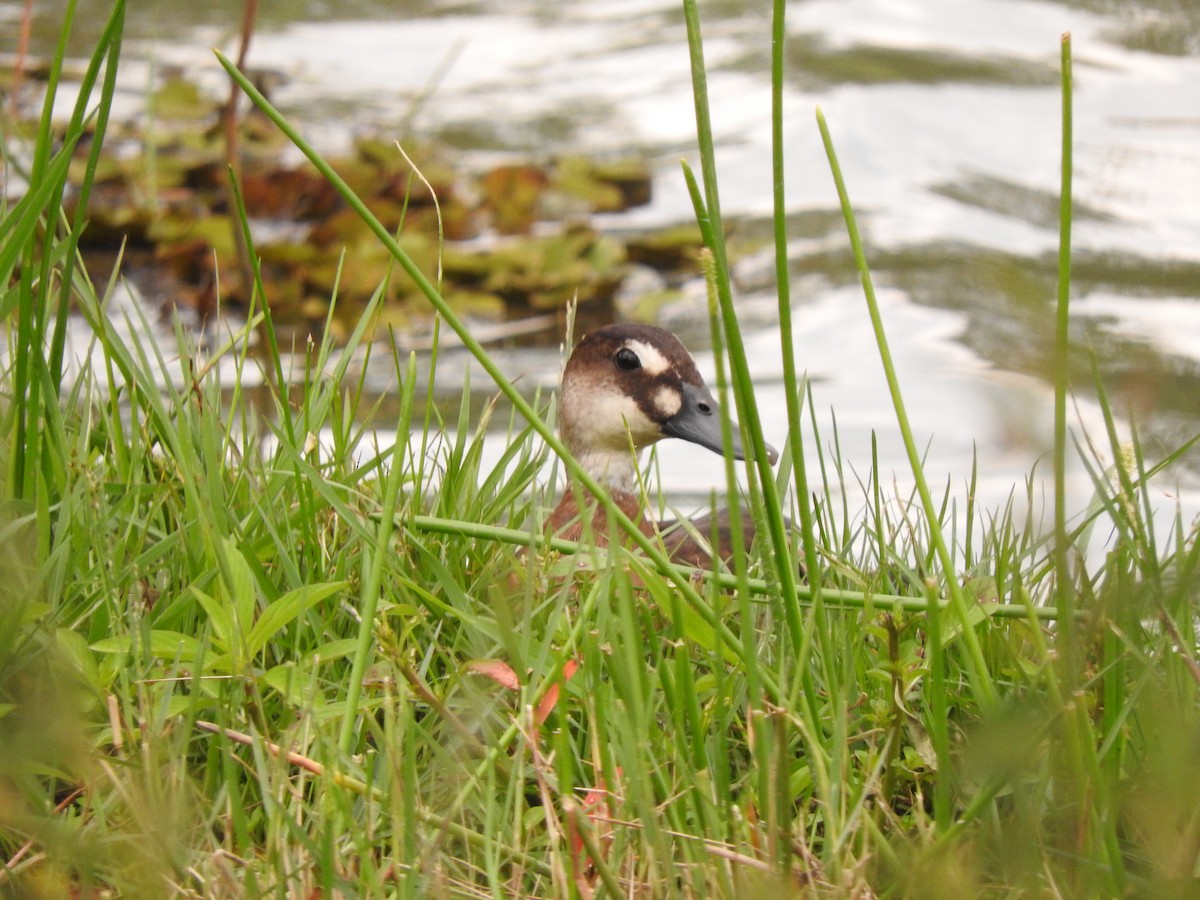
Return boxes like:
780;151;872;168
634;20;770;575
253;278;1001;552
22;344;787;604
3;1;1200;896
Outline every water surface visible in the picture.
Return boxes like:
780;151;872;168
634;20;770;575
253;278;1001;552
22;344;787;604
6;0;1200;523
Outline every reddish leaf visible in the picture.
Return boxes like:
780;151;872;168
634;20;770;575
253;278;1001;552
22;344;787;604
466;659;520;691
534;658;581;724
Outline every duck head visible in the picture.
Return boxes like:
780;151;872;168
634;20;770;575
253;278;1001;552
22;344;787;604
557;323;778;492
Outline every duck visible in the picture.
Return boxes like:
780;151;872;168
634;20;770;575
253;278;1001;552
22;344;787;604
547;322;778;568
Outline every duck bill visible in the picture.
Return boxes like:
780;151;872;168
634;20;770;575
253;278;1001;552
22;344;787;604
661;383;778;464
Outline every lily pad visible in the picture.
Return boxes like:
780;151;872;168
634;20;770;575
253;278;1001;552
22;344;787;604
480;164;549;235
478;227;627;313
240;166;342;220
151;77;219;121
626;223;706;270
148;213;238;261
554;155;651;212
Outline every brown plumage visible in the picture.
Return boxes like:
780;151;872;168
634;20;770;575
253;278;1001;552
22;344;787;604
548;323;777;567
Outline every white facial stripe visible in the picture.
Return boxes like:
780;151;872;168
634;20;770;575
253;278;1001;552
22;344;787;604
624;339;672;377
653;385;682;420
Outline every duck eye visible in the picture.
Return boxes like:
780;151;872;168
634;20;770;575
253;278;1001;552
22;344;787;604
614;347;642;371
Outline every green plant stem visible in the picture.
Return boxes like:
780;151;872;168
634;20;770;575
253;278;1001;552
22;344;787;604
51;0;125;388
679;3;801;656
1053;33;1076;654
815;107;997;713
408;515;1070;621
338;353;418;754
925;580;951;831
770;0;824;622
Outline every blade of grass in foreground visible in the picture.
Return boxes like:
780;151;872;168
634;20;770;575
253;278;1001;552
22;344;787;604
815;108;997;714
680;0;826;864
338;352;418;754
49;0;125;389
7;0;124;500
1053;33;1077;661
768;0;824;616
679;0;800;651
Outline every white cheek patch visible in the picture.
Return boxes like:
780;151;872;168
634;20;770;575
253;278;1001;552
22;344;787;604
652;385;682;420
624;339;672;377
581;389;661;449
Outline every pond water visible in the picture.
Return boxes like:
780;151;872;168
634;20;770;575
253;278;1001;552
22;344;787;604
7;0;1200;529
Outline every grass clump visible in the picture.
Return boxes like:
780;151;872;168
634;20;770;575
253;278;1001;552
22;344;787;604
2;0;1199;897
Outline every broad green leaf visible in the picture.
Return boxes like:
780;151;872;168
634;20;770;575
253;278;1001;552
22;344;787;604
305;639;358;663
192;587;233;652
55;628;103;693
245;581;347;659
263;663;329;708
92;630;203;663
217;536;258;646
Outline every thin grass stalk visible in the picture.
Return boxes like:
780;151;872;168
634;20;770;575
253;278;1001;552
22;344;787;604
678;1;800;653
1127;422;1161;568
221;0;259;304
769;0;824;624
698;249;774;859
88;260;137;473
339;354;418;754
924;578;951;832
49;0;124;388
229;169;294;438
0;154;72;307
16;0;77;495
699;249;750;585
1053;33;1077;660
413;155;446;497
7;6;122;500
815;107;997;713
9;181;48;497
24;0;73;193
1048;39;1122;890
1078;392;1138;893
1085;355;1139;547
227;169;328;576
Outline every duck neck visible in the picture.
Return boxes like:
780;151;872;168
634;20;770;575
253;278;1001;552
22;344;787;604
568;445;643;496
549;442;657;541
